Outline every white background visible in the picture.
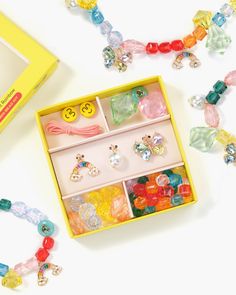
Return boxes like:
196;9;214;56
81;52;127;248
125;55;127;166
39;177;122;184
1;0;236;294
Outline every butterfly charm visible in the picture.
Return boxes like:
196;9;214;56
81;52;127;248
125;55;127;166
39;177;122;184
133;132;165;161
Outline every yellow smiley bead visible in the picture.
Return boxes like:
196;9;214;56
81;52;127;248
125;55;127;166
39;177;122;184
80;101;96;118
2;270;22;289
76;0;97;10
62;107;78;122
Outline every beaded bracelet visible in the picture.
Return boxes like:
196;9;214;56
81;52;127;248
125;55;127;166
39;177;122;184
65;0;236;72
0;198;61;289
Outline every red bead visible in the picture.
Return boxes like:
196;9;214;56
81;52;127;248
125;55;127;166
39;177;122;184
43;237;54;250
146;193;159;207
133;183;146;197
163;186;175;197
35;248;49;262
156;186;165;197
178;184;192;197
158;42;172;53
146;42;159;54
171;40;184;51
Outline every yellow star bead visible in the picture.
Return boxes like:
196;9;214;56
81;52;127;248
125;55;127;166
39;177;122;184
2;270;22;289
230;0;236;11
76;0;97;10
193;10;213;29
216;129;236;145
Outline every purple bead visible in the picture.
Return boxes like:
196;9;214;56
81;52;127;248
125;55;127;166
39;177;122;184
99;20;113;35
107;31;123;48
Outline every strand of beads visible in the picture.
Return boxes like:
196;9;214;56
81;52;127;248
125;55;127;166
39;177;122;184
189;70;236;128
190;128;236;165
0;199;61;289
65;0;236;72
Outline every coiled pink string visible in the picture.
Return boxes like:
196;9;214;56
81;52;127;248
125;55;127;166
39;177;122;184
45;120;102;137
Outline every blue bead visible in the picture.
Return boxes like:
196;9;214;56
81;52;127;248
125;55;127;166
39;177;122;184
91;7;104;25
212;12;226;27
171;195;184;206
169;174;182;188
0;263;9;277
145;206;156;214
38;220;55;237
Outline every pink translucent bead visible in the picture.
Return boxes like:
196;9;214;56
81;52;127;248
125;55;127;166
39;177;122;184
121;39;146;54
204;103;220;128
156;174;169;186
125;179;137;193
14;257;38;275
138;90;168;119
224;70;236;86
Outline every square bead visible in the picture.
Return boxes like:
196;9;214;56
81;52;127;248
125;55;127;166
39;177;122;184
0;199;12;211
183;34;197;48
229;0;236;12
212;12;226;27
193;25;207;40
193;10;213;29
206;91;221;105
220;3;234;17
0;263;9;277
213;80;227;94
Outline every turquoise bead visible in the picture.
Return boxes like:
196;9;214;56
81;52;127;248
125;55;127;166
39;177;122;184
162;169;173;177
90;7;104;25
145;206;156;214
171;195;184;206
212;12;226;27
206;91;221;105
0;263;9;277
169;174;182;188
0;199;11;211
213;80;227;94
38;220;55;237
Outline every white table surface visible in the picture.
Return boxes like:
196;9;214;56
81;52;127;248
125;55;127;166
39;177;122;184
1;0;236;294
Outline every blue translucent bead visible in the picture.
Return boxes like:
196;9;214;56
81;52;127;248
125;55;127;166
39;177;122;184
169;174;183;187
91;7;104;25
212;12;226;27
10;202;28;218
145;206;156;214
171;195;184;206
38;220;55;237
107;31;123;48
0;263;9;277
26;208;47;225
99;20;113;35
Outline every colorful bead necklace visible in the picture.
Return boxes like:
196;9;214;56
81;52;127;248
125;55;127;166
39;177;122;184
0;198;61;289
189;70;236;165
65;0;236;72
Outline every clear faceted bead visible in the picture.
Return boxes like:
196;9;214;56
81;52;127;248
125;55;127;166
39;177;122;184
189;95;206;109
70;196;85;212
79;203;96;221
220;3;234;17
99;20;113;35
26;208;47;225
86;215;102;230
10;202;28;218
107;31;123;48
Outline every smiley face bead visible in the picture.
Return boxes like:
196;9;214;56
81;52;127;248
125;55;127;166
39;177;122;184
77;0;97;10
62;107;78;122
80;102;96;118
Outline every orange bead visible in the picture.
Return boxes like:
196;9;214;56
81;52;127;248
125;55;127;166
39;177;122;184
145;181;158;194
148;172;161;181
193;25;207;41
183;34;197;48
134;196;147;210
183;195;193;204
155;197;172;211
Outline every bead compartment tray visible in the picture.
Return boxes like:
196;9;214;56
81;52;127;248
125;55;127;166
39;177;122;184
36;76;197;238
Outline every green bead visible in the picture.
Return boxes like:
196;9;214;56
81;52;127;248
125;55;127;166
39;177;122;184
190;127;219;152
132;208;145;217
0;199;12;211
206;23;231;54
213;80;227;94
162;170;173;177
129;193;137;203
137;176;149;184
206;91;220;104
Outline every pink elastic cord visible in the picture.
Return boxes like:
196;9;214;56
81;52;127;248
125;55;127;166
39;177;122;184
45;120;102;137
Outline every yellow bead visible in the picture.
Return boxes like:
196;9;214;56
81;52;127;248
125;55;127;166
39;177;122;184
2;270;22;289
230;0;236;11
61;106;78;122
80;101;96;118
216;129;236;145
172;166;187;179
76;0;97;10
193;10;213;29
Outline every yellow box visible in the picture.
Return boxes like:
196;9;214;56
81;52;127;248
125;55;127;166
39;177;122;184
36;76;198;238
0;12;58;132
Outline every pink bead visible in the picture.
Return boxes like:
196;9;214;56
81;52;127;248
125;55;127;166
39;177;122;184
125;179;137;193
14;257;38;275
121;39;146;54
138;90;168;119
156;174;169;186
204;103;220;128
224;70;236;86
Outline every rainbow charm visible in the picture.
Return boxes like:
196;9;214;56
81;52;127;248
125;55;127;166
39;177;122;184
70;154;99;182
38;263;62;286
